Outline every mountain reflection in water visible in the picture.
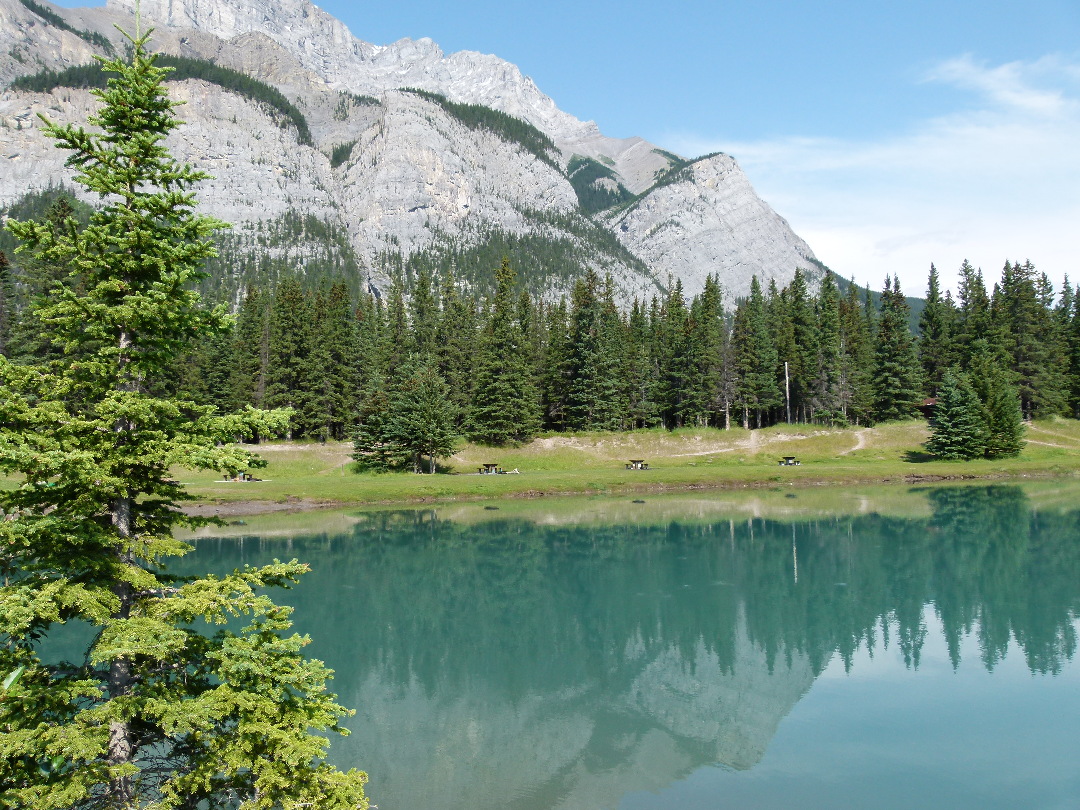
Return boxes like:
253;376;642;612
187;485;1080;810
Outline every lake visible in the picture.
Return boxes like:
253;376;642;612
185;482;1080;810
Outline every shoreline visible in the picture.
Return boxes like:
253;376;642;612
180;466;1074;519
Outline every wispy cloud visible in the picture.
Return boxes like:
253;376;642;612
661;55;1080;298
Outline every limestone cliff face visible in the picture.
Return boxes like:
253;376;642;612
1;0;819;302
608;153;819;301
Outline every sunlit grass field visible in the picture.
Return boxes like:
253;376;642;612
174;417;1080;510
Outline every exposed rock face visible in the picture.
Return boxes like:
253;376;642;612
1;0;820;303
608;153;819;301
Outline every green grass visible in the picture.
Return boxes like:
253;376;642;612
176;419;1080;512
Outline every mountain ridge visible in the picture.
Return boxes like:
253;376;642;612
1;0;820;305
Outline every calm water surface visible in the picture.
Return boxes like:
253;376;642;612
188;484;1080;810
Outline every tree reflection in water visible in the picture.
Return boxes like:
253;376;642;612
188;485;1080;810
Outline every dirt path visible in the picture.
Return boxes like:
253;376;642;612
839;429;871;456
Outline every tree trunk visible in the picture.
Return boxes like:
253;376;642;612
108;495;136;807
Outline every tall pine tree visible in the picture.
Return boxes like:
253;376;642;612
0;29;366;808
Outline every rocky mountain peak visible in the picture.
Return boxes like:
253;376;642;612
3;0;820;305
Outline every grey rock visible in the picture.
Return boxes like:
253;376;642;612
1;0;820;304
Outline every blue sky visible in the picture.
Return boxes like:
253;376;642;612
56;0;1080;297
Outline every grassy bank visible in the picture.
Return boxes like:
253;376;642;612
178;418;1080;513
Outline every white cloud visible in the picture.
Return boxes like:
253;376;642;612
661;55;1080;299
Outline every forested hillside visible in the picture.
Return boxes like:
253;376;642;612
5;189;1069;469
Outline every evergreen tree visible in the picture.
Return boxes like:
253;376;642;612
351;371;402;472
409;266;438;357
0;250;11;357
925;368;988;459
872;275;923;421
383;276;410;374
434;273;476;426
467;258;541;444
355;287;388;392
0;30;366;808
566;268;623;430
624;298;660;428
992;260;1068;419
5;197;84;364
540;297;572;431
232;285;270;409
918;263;956;396
390;355;459;473
264;277;312;436
981;367;1026;459
308;281;360;440
839;278;874;424
782;268;818;422
968;344;1026;459
1069;292;1080;418
691;274;728;427
955;259;991;366
733;276;781;428
811;274;844;424
657;279;693;427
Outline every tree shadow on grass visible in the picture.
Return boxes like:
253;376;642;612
904;449;938;463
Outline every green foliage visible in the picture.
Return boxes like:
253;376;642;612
0;31;366;808
10;55;313;146
468;258;541;444
611;152;722;219
333;89;379;120
199;211;364;304
389;355;459;472
330;139;357;168
402;87;559;169
16;0;114;53
567;155;634;214
872;275;924;421
376;209;659;300
925;368;988;459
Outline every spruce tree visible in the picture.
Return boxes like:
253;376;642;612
657;279;692;427
0;250;11;357
232;286;270;409
389;355;458;473
733;276;781;428
783;268;818;421
566;269;623;431
0;29;367;808
918;263;956;396
925;368;987;459
811;274;844;424
434;274;476;427
540;297;572;431
467;258;541;444
351;371;401;472
968;345;1026;459
307;281;360;441
625;298;660;428
872;275;923;421
264;277;311;436
839;279;874;424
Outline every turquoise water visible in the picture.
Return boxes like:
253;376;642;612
188;484;1080;810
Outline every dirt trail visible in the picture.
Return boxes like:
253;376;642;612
839;429;871;456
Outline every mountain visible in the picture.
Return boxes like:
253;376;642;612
0;0;820;305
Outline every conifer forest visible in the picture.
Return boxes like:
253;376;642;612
3;206;1075;469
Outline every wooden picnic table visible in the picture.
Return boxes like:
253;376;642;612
626;459;649;470
480;463;502;475
778;456;800;466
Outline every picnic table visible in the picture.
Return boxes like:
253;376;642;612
479;463;503;475
778;456;801;466
626;459;649;470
